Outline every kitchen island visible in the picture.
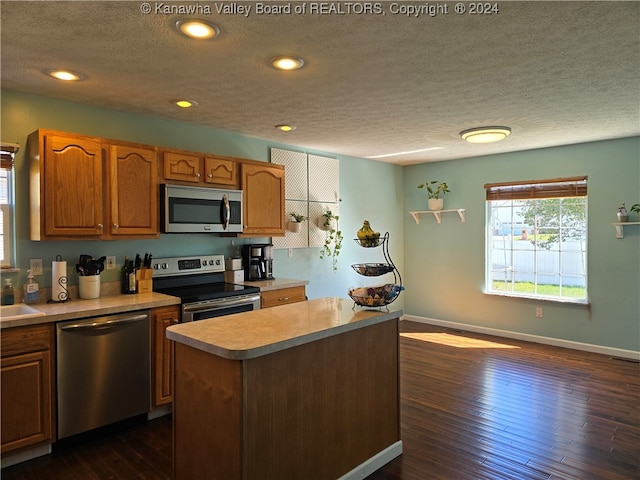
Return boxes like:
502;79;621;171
166;297;402;480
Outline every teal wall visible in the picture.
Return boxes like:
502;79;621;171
1;90;405;303
404;138;640;351
3;89;638;351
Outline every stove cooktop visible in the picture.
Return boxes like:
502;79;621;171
151;255;258;303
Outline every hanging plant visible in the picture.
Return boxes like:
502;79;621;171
319;210;343;271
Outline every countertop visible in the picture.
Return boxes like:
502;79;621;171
233;277;308;291
0;293;180;329
167;297;402;360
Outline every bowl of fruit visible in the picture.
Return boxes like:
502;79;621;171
348;284;402;307
351;263;394;276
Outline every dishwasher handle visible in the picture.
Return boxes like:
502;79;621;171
59;313;148;331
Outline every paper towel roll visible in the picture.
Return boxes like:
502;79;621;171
52;260;69;302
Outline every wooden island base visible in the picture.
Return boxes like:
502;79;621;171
169;298;402;480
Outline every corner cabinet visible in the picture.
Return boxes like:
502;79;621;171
28;129;159;240
1;324;55;454
151;305;180;408
240;162;285;236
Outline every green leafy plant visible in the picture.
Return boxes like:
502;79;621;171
319;210;343;271
289;212;308;222
630;203;640;215
418;180;451;199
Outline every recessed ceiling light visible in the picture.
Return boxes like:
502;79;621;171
175;19;219;39
367;147;444;159
270;56;305;71
460;126;511;143
46;69;83;81
276;124;296;132
172;99;198;108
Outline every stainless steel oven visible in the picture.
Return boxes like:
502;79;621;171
152;255;260;322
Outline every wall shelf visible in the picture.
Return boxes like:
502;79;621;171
410;209;466;224
611;222;640;239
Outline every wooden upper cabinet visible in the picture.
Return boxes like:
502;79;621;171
42;134;104;238
28;129;159;240
162;150;239;188
204;156;237;186
107;144;158;236
241;162;285;236
162;151;202;183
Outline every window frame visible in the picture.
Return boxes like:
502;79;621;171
1;143;18;269
484;176;589;305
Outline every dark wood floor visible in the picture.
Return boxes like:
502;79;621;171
3;321;639;479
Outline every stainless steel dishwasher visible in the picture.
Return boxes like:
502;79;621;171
56;311;150;439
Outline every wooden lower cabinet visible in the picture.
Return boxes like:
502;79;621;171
1;325;55;454
151;305;179;408
260;286;306;308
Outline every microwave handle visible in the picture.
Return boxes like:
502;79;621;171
221;194;230;230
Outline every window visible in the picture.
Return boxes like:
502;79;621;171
485;177;588;303
0;144;18;269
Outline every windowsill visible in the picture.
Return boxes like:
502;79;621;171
484;290;590;306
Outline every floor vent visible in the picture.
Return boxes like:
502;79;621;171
610;356;640;364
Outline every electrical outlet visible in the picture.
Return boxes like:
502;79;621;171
30;258;43;275
536;307;543;318
106;256;117;270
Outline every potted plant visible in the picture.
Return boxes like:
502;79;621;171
617;203;629;223
287;212;307;233
631;203;640;220
418;180;450;211
318;210;343;271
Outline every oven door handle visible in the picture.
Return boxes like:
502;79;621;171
182;294;261;313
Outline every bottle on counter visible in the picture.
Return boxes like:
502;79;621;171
23;270;40;304
121;256;131;294
3;279;15;305
128;259;137;294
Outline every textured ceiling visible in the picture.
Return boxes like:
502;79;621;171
1;1;639;165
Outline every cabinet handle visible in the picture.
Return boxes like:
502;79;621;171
113;224;119;229
97;224;104;230
195;173;201;178
207;173;213;178
278;297;289;301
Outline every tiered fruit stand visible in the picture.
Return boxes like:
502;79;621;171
348;232;403;310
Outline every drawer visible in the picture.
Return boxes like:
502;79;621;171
1;324;53;357
261;286;306;308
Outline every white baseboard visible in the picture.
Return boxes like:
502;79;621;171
402;315;640;361
338;441;403;480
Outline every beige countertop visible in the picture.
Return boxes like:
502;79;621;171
234;277;308;291
0;293;180;329
167;297;402;360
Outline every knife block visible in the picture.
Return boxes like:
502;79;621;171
136;268;153;294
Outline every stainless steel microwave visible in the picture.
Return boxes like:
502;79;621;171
161;184;243;233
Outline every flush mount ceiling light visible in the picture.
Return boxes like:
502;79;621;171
460;126;511;144
276;124;296;132
175;19;219;39
270;56;305;71
46;69;83;81
171;99;198;108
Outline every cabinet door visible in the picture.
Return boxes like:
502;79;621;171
44;135;104;237
108;144;159;237
151;306;179;407
204;156;238;187
163;151;202;183
241;163;285;236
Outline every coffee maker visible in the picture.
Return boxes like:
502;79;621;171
243;244;274;281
